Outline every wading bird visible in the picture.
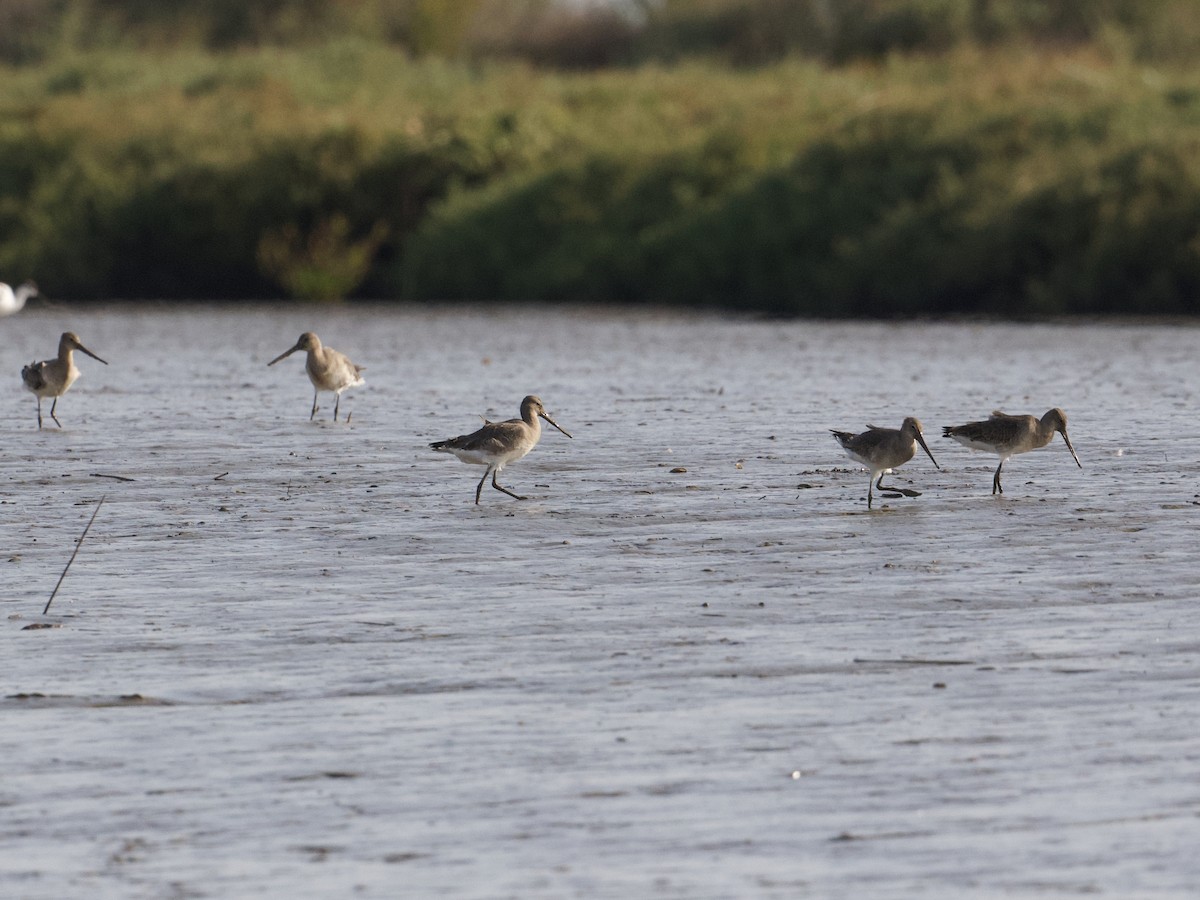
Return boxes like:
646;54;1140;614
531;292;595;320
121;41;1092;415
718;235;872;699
943;408;1081;495
267;332;364;422
0;280;37;316
431;395;573;504
22;331;108;429
831;416;940;509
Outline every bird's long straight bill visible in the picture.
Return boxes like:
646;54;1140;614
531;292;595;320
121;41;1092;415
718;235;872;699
267;345;300;367
1062;432;1082;467
541;414;572;438
915;431;939;469
78;344;108;365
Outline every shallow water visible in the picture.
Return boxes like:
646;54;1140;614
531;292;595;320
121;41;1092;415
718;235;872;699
2;306;1198;898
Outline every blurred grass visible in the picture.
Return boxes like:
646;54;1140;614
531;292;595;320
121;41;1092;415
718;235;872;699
1;3;1199;313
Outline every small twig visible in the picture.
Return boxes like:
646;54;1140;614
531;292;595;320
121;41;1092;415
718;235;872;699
90;473;135;482
44;495;106;616
853;657;975;666
213;472;229;481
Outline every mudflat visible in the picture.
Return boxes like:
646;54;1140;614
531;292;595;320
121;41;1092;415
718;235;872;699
3;306;1197;898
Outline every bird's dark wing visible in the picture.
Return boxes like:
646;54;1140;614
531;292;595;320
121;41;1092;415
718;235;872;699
21;361;47;391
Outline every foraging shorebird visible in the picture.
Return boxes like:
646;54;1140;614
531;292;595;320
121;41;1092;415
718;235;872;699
0;280;37;316
430;395;573;504
267;332;364;421
831;417;940;509
21;331;108;429
943;408;1081;495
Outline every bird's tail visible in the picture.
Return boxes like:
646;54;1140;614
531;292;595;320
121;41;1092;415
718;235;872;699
829;429;854;447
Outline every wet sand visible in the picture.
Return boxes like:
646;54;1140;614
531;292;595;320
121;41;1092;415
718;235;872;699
2;306;1198;898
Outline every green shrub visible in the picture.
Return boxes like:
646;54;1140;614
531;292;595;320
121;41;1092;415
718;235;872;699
258;214;388;301
400;135;750;302
398;105;1200;317
991;147;1200;315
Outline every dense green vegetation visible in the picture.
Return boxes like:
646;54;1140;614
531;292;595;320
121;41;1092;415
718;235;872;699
2;0;1199;315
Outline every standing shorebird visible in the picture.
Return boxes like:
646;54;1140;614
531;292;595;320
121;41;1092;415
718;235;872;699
831;417;940;509
21;331;108;429
943;408;1082;495
0;280;37;316
267;332;364;422
430;395;573;504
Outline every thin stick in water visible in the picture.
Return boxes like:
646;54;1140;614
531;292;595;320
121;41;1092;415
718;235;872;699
44;495;107;616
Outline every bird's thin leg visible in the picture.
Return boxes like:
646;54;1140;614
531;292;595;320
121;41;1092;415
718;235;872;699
875;472;902;495
475;467;491;504
310;390;319;421
49;397;62;428
491;468;525;501
993;461;1004;495
333;393;341;422
36;397;43;430
867;477;874;510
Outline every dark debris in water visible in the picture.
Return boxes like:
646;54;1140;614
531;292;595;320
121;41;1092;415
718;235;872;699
831;828;935;843
4;692;172;708
293;845;341;862
853;657;975;667
383;852;430;864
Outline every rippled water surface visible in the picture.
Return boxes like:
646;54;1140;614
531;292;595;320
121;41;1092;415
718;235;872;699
2;306;1198;898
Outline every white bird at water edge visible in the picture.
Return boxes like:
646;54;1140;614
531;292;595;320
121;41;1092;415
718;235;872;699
0;280;38;316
